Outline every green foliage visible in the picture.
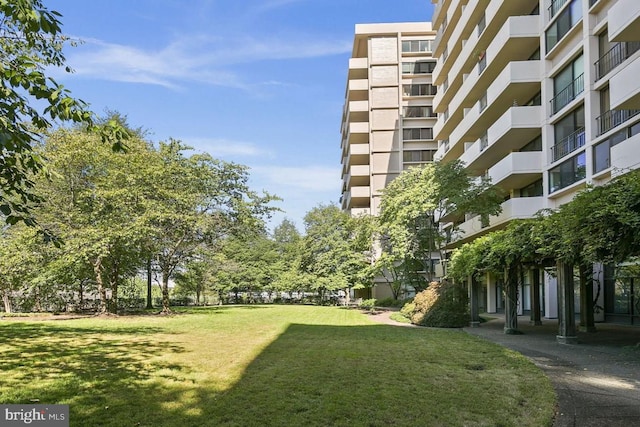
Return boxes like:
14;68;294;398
375;297;410;308
299;204;374;296
376;161;504;285
0;1;129;227
406;281;469;328
359;298;377;311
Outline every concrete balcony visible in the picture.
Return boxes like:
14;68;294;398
439;62;541;162
609;0;640;42
460;106;542;173
452;196;544;245
343;185;371;210
611;132;640;178
435;14;540;139
350;207;371;217
347;79;368;102
348;57;368;79
610;56;640;110
345;164;371;188
487;152;542;190
346;100;369;123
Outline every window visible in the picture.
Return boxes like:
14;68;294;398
525;91;542;106
551;54;584;114
403;84;437;97
403;128;433;140
479;92;487;112
520;135;542;152
549;152;586;193
403;106;435;118
520;179;543;197
546;0;582;53
477;13;486;36
552;105;585;161
402;40;433;53
593;139;610;173
402;61;436;74
403;150;435;163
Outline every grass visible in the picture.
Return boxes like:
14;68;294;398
0;305;555;426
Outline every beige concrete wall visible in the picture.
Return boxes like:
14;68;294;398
371;87;399;108
371;130;399;151
370;65;399;86
370;37;398;64
371;109;400;130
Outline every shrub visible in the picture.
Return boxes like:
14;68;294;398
376;297;410;308
359;298;377;311
406;281;469;328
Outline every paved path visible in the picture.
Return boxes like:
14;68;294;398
370;311;640;426
464;317;640;427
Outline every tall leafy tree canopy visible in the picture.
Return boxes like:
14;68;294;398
0;0;128;227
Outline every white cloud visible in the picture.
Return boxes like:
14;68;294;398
63;33;351;90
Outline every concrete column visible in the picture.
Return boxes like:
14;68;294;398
530;267;542;325
579;264;597;332
557;260;578;344
486;273;497;313
470;276;480;328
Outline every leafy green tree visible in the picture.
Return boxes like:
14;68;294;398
299;204;374;302
0;0;128;227
147;140;277;313
377;160;503;283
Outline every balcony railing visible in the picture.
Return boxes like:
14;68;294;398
596;109;640;136
551;127;585;162
548;0;568;19
594;41;640;81
550;73;584;115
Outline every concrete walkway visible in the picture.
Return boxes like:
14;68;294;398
464;316;640;427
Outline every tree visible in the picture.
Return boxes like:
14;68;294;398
0;0;128;227
299;205;374;302
146;140;278;313
377;160;504;283
32;125;152;313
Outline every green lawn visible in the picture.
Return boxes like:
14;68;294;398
0;305;555;426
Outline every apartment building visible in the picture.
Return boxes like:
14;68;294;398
430;0;640;325
340;23;437;218
339;23;437;299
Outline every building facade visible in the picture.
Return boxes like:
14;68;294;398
340;23;437;218
430;0;640;327
339;23;437;299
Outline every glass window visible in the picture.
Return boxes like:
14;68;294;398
402;40;432;53
545;0;582;52
403;150;435;162
402;84;437;97
403;106;434;118
403;128;433;141
520;136;542;152
520;179;543;197
402;61;436;74
593;140;610;173
549;152;586;193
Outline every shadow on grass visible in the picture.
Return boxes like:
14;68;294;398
0;320;553;427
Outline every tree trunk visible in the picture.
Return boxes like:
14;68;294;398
579;263;596;332
504;265;521;334
2;291;12;314
109;260;119;314
146;258;153;309
161;270;171;314
94;257;107;314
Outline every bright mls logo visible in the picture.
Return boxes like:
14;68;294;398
1;405;68;426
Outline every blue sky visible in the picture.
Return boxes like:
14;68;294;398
52;0;435;230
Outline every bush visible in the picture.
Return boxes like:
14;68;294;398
404;281;469;328
359;298;377;311
376;297;410;308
